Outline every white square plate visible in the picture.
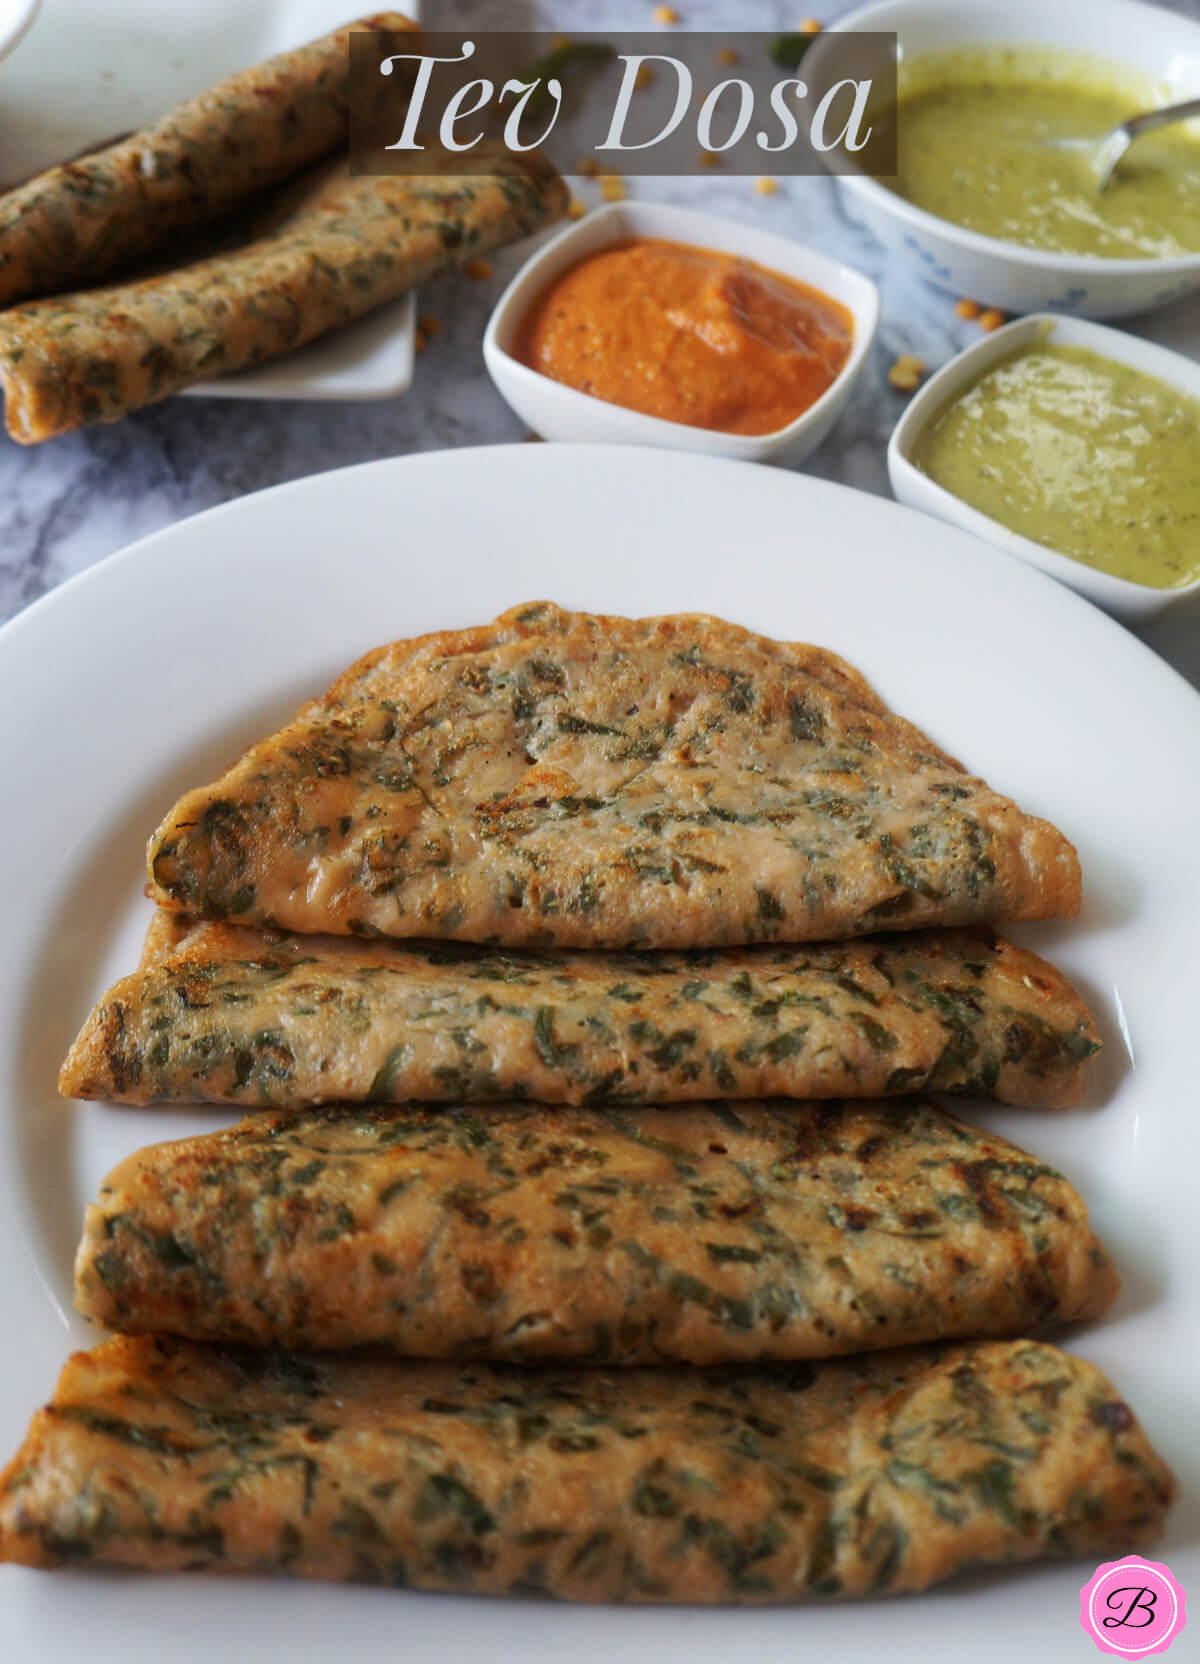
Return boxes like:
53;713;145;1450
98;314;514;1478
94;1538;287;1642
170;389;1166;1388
0;0;417;402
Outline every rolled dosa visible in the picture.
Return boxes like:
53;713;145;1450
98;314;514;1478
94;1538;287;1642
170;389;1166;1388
0;152;566;441
0;14;416;309
75;1097;1118;1362
0;1336;1173;1598
59;915;1100;1110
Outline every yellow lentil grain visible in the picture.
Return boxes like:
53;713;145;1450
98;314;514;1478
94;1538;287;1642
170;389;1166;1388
978;308;1007;332
887;353;926;392
955;298;981;320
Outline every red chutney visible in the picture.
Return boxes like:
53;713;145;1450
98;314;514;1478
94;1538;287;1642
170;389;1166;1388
515;236;854;436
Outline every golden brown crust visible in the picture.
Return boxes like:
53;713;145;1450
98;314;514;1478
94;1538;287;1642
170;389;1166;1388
0;1336;1173;1597
146;603;1082;948
138;906;189;969
74;1098;1118;1362
319;603;910;725
60;916;1100;1110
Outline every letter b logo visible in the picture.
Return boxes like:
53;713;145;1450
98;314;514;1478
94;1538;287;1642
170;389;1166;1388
1081;1558;1187;1658
1103;1585;1158;1629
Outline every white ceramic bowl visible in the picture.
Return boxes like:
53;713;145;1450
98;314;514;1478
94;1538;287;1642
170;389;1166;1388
825;0;1200;319
888;313;1200;621
483;201;879;467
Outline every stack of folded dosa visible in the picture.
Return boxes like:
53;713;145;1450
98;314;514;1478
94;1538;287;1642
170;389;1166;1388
0;17;567;441
1;603;1173;1603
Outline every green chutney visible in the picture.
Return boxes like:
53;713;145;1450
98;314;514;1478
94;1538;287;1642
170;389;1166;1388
885;50;1200;258
912;342;1200;590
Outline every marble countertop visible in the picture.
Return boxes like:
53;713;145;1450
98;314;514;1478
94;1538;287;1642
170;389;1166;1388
0;0;1197;688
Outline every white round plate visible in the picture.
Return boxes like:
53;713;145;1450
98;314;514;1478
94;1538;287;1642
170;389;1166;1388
0;445;1196;1663
0;0;38;65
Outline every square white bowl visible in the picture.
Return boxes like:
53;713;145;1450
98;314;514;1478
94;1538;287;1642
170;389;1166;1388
887;313;1200;621
482;201;879;467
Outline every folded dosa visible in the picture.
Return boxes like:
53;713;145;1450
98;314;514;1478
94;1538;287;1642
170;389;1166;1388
0;14;415;310
146;604;1082;947
59;913;1099;1110
75;1098;1117;1362
0;1336;1172;1598
0;153;565;441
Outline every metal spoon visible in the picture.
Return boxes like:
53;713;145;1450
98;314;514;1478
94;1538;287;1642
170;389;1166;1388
1049;96;1200;193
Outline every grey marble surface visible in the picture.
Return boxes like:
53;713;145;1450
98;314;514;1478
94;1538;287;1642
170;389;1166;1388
0;0;1198;688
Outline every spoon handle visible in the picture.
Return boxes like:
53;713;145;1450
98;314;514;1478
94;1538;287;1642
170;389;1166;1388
1122;96;1200;140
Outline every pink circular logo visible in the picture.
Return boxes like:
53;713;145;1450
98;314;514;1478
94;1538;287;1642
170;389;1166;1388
1080;1557;1187;1659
